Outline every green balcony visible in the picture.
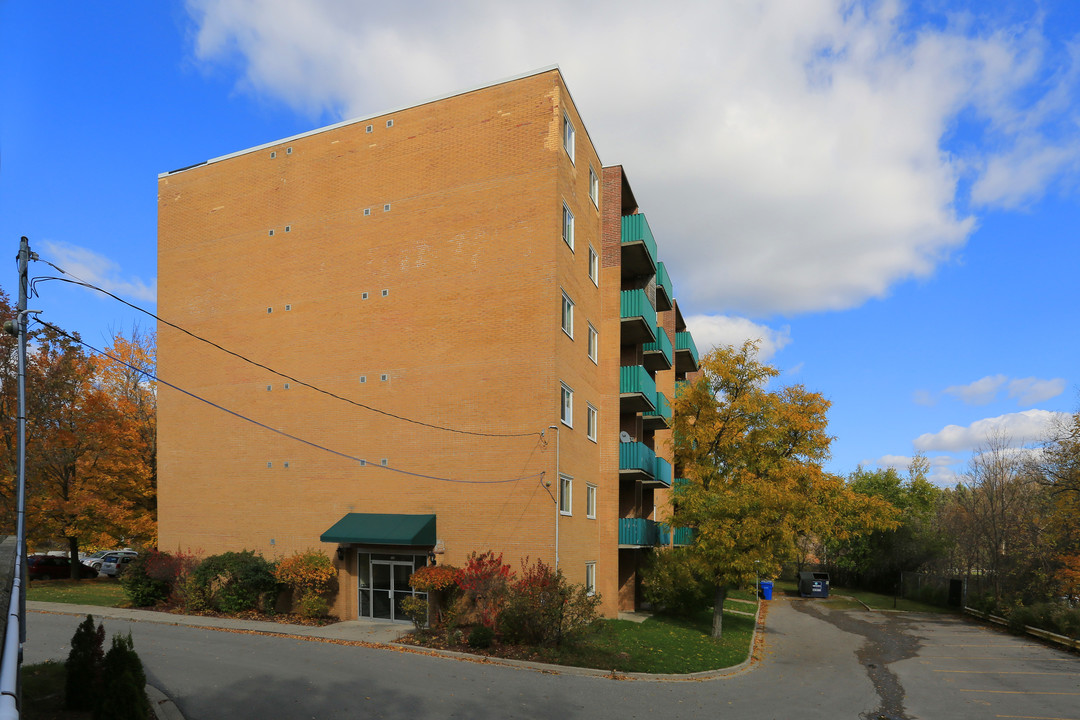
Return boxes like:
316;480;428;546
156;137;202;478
619;441;656;482
655;261;673;312
647;456;672;488
643;326;673;372
621;214;658;279
620;365;656;414
675;331;700;373
658;524;694;546
621;289;657;345
618;517;659;547
642;391;671;431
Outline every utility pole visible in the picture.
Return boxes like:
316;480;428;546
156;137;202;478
2;236;36;718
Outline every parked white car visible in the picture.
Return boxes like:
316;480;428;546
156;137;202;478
82;549;138;571
98;552;138;577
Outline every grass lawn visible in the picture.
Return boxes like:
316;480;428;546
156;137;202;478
22;660;90;719
521;608;755;674
26;578;126;608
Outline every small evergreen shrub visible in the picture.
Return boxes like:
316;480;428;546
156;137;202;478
95;633;150;720
190;550;278;614
64;614;104;711
467;624;494;649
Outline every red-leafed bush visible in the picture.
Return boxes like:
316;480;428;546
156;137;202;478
453;551;514;629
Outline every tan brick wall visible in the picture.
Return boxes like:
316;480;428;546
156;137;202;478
158;69;623;617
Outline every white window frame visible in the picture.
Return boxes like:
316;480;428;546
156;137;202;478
560;383;573;427
587;324;598;364
589;166;599;207
586;404;598;442
586;484;597;519
560;475;573;516
585;562;596;595
588;246;599;286
561;291;574;338
562;203;575;250
563;113;575;163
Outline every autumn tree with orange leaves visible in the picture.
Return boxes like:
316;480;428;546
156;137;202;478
669;341;896;638
0;290;157;577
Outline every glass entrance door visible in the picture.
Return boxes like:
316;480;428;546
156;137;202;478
370;559;419;621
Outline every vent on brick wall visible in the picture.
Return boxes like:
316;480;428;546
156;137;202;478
286;147;292;154
267;461;272;468
268;229;275;236
381;458;388;466
366;125;373;133
284;304;291;311
383;203;391;212
364;208;371;216
381;289;389;297
284;225;291;232
359;376;366;383
386;119;394;128
380;374;388;382
270;151;276;159
283;461;290;468
267;307;273;314
266;385;272;391
362;292;369;300
283;383;290;390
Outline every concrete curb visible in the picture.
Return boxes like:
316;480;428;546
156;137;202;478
146;684;184;720
30;598;768;683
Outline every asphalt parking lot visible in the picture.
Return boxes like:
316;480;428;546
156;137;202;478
892;613;1080;720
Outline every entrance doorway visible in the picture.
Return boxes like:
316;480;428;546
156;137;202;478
357;552;427;621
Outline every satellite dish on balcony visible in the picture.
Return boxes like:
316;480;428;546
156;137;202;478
619;431;632;443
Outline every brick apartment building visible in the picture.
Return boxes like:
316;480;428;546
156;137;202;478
156;66;700;620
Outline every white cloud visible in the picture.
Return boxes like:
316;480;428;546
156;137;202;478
39;240;157;304
1007;376;1066;405
865;453;961;487
913;409;1067;453
943;374;1008;405
684;314;791;361
181;1;1080;318
912;389;936;407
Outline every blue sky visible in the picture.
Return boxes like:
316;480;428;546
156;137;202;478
2;1;1076;485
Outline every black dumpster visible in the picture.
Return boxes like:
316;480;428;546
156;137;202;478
798;571;830;598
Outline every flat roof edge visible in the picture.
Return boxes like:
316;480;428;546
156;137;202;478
158;64;561;179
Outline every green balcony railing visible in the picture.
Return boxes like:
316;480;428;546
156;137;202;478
619;441;656;475
657;524;694;546
643;327;673;368
621;289;657;331
654;457;672;487
675;331;700;368
620;364;656;401
655;261;673;310
619;517;658;546
643;391;672;425
621;214;658;269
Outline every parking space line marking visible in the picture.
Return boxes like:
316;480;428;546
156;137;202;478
961;689;1080;696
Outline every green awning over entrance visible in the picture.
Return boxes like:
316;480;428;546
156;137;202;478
320;513;436;546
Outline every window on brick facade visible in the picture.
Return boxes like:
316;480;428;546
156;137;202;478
585;562;596;595
560;475;572;515
588;246;598;285
589;166;599;207
586;484;597;519
563;204;574;250
587;324;598;363
587;404;597;442
560;383;573;427
563;113;575;163
561;291;574;338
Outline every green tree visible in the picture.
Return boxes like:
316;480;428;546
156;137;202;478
670;341;895;638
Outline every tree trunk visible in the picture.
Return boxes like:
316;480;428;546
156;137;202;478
68;536;80;580
711;584;727;639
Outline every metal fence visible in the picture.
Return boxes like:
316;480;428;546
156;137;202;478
900;571;966;608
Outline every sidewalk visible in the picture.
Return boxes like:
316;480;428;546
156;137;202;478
27;600;410;645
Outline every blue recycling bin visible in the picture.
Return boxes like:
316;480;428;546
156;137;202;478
759;580;773;600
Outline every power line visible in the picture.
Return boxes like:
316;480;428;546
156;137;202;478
36;319;544;486
29;263;539;439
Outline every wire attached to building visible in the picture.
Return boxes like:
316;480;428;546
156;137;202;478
36;319;542;485
29;262;540;439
